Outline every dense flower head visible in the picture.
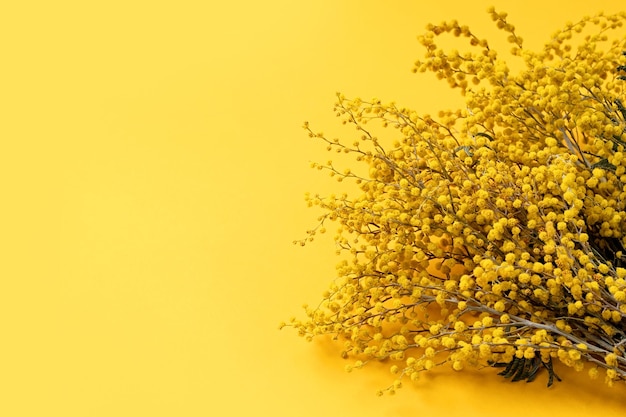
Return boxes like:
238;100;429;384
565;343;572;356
285;9;626;393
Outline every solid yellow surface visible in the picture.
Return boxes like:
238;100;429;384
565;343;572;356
1;1;626;416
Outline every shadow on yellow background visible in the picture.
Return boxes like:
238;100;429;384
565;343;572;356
1;1;626;416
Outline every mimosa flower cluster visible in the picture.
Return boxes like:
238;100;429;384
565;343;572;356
283;9;626;394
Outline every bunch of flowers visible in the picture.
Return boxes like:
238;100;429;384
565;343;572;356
282;9;626;394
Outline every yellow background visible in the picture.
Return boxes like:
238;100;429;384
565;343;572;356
1;1;626;416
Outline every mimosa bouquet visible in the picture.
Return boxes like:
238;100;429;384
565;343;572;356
283;8;626;394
